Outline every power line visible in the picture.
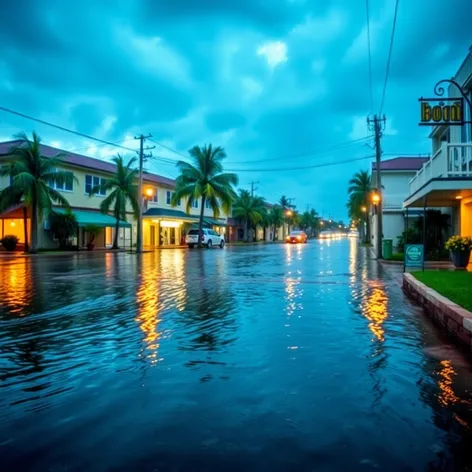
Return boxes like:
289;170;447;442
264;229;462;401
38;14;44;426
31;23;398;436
148;138;188;160
379;0;400;115
366;0;374;113
226;136;373;165
227;154;375;173
0;106;138;154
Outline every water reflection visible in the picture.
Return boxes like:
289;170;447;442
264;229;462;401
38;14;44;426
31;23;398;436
437;360;459;407
361;281;388;342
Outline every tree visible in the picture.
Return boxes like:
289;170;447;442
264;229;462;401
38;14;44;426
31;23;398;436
49;210;77;249
172;144;238;246
259;207;271;241
348;170;372;243
346;192;365;241
0;132;75;253
232;189;265;242
269;206;284;241
90;154;139;249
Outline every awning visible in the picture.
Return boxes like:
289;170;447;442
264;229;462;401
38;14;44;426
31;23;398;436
53;208;131;228
143;207;199;222
204;217;227;227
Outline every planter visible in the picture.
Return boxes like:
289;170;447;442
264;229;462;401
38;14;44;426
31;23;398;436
87;243;95;251
450;249;471;269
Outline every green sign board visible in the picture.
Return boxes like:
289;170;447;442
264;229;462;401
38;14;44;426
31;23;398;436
405;244;424;269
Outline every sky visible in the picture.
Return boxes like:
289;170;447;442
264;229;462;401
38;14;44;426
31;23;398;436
1;0;471;221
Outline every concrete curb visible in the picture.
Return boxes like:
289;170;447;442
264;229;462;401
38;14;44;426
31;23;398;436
403;273;472;351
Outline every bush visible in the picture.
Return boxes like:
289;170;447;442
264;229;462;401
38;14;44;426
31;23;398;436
1;235;19;251
49;211;77;248
445;235;472;252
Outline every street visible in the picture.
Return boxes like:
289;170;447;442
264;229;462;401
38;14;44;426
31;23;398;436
1;240;472;471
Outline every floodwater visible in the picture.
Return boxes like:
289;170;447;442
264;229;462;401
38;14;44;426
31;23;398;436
1;239;472;472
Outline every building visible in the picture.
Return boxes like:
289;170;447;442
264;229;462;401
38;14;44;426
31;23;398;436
403;46;472;239
0;140;228;250
371;157;429;250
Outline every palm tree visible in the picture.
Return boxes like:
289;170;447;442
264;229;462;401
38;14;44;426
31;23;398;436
279;195;292;238
232;190;265;242
346;192;365;241
172;144;238;246
269;206;284;241
0;132;75;253
90;154;139;249
348;170;372;243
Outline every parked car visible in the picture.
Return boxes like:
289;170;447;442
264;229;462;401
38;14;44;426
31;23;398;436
286;230;308;244
319;230;333;239
186;229;225;249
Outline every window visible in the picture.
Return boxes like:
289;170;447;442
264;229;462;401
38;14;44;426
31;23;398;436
85;175;106;196
1;166;13;186
192;199;199;209
48;168;74;191
147;188;158;203
205;199;211;210
166;191;180;206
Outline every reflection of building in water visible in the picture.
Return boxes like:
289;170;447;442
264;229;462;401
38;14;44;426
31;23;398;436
136;265;161;364
361;282;388;342
0;260;32;316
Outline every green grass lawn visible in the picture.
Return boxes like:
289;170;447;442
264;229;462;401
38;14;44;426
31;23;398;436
412;271;472;311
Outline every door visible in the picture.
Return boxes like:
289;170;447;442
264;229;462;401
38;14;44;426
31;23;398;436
150;225;156;246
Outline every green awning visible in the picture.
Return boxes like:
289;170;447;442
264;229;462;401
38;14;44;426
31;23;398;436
204;218;227;227
143;208;199;222
53;208;131;228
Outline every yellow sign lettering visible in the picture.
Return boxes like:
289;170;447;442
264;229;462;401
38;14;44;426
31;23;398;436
420;100;462;125
421;102;431;122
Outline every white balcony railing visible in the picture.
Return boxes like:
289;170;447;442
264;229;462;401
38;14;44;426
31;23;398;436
409;142;472;195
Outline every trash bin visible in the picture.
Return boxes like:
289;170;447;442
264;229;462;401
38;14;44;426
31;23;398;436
382;239;393;259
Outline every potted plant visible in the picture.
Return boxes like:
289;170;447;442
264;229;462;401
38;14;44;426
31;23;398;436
84;224;100;251
0;235;20;251
445;235;472;269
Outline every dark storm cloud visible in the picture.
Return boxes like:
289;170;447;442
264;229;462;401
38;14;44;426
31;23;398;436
0;0;470;218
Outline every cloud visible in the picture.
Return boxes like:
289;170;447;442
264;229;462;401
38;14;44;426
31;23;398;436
0;0;470;220
257;41;288;68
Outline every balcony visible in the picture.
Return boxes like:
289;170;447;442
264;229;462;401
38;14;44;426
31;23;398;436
408;142;472;196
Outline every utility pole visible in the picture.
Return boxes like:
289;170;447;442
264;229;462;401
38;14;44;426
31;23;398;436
134;133;154;254
367;114;385;259
250;181;260;197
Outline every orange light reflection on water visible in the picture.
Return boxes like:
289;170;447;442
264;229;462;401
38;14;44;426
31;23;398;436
0;261;31;315
362;282;388;342
437;359;459;407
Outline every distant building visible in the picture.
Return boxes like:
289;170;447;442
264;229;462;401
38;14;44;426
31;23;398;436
371;157;429;250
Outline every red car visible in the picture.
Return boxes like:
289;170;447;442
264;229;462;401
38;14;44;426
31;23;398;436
286;231;308;244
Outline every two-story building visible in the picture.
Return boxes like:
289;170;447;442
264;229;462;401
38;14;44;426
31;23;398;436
403;46;472;239
371;157;429;250
0;140;228;250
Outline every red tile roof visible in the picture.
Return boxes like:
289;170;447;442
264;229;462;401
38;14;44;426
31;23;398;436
372;157;429;171
0;140;176;187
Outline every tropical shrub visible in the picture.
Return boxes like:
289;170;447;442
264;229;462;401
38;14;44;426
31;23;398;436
1;235;19;251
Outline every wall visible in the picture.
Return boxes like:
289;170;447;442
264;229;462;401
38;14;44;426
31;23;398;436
382;212;404;245
381;171;417;209
461;197;472;236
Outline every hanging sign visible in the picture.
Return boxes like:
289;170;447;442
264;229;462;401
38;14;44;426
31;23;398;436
418;98;463;126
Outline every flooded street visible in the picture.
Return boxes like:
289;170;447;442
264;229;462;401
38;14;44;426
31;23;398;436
1;239;472;471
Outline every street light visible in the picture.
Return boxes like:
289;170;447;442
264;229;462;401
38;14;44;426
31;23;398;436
372;193;380;205
361;206;367;212
285;210;293;217
145;188;153;197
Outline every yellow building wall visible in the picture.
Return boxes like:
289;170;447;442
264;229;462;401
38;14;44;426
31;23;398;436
1;218;29;243
460;198;472;237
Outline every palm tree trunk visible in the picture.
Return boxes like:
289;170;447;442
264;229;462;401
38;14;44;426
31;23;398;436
23;206;29;253
30;197;38;253
245;219;249;242
198;196;206;247
112;218;120;249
